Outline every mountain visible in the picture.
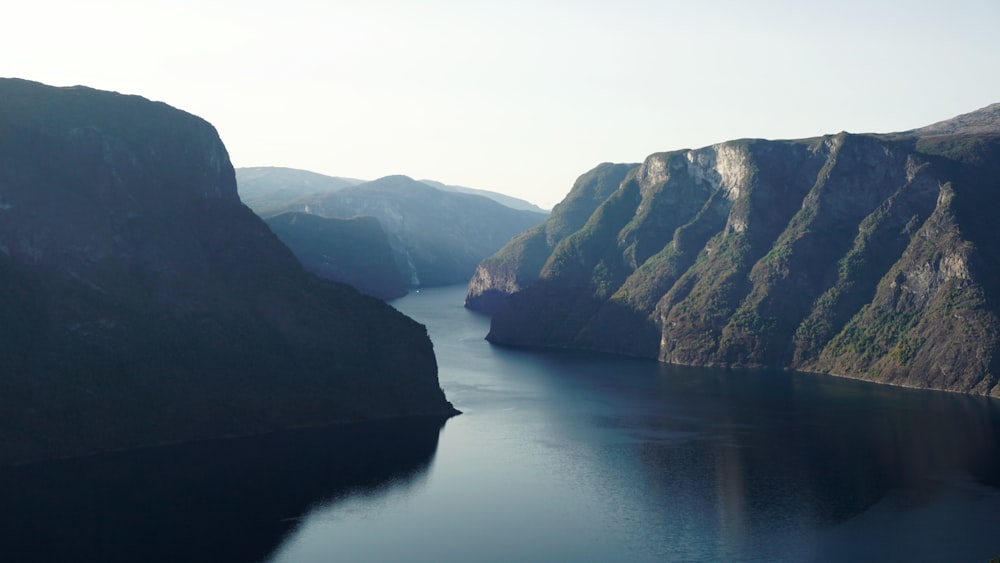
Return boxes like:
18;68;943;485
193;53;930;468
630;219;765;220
264;212;407;300
464;162;639;313
269;175;549;287
908;103;1000;137
469;103;1000;397
419;179;548;213
236;166;545;215
235;166;362;216
0;78;456;465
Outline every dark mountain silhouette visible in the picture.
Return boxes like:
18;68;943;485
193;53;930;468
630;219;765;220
0;78;456;465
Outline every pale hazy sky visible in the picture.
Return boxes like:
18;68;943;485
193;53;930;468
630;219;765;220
5;0;999;208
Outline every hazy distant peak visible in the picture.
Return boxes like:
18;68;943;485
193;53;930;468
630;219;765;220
363;174;423;187
235;165;547;215
235;166;363;215
419;179;548;214
910;102;1000;137
349;175;443;197
236;166;362;188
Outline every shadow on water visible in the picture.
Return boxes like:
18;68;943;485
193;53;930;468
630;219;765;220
0;416;448;563
642;363;1000;508
511;349;1000;560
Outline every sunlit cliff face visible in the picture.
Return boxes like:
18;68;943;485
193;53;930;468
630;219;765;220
472;103;1000;397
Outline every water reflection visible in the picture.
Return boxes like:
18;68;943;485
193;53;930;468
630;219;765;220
263;285;1000;562
521;353;1000;560
0;416;447;563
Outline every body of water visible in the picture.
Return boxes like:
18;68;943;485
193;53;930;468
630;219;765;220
4;285;1000;561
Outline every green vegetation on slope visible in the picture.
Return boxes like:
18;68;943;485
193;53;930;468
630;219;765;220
466;162;637;313
474;104;1000;396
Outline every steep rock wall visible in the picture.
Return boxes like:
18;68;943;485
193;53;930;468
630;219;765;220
0;79;456;464
475;104;1000;396
466;162;638;313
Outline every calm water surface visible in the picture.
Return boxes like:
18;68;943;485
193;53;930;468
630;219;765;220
271;285;1000;562
3;285;1000;562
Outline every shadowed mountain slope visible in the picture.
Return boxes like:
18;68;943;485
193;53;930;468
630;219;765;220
0;78;456;465
239;168;548;290
264;212;407;299
269;175;548;287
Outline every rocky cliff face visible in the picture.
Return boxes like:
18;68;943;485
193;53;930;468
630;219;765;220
471;104;1000;397
0;79;456;465
464;162;637;313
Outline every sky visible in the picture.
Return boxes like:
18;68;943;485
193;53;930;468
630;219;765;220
4;0;999;209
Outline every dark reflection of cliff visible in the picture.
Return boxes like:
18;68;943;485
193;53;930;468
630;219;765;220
629;364;1000;557
523;350;1000;560
0;416;447;563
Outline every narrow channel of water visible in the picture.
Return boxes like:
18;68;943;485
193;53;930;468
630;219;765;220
2;285;998;562
270;285;1000;562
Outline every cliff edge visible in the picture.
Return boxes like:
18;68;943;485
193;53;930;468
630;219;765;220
470;104;1000;397
0;79;456;464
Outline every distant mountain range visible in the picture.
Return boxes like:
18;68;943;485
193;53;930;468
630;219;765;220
238;168;548;292
0;78;456;465
237;167;546;214
236;166;363;214
417;179;548;213
264;212;408;300
468;103;1000;397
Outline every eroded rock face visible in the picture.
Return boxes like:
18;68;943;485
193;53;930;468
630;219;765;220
473;103;1000;397
0;79;456;465
465;162;638;313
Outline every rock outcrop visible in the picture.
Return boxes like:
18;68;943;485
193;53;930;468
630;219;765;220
0;78;456;465
464;162;637;313
470;104;1000;396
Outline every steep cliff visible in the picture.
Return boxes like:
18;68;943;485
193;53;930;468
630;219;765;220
465;162;638;313
0;79;456;465
473;104;1000;396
